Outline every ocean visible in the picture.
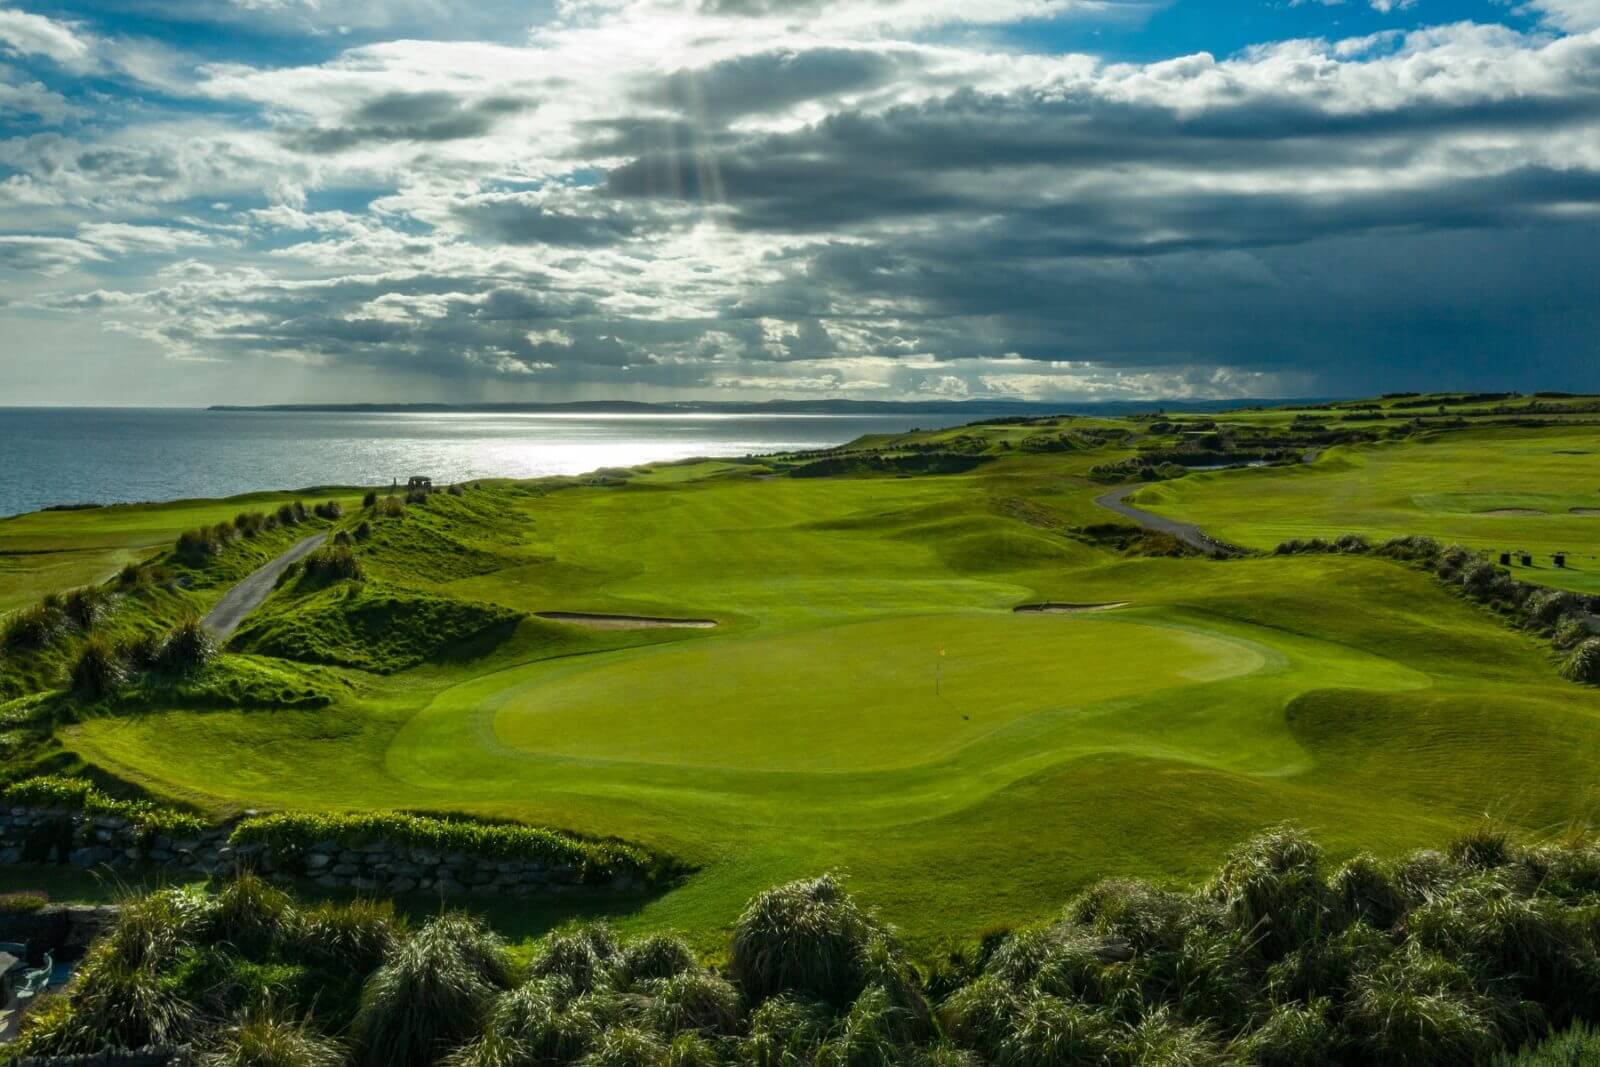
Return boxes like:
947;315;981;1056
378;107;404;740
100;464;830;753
0;407;983;517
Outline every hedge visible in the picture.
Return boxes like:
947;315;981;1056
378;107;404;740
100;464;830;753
2;776;207;839
229;810;660;883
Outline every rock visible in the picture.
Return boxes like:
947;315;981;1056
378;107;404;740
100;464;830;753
69;845;113;868
387;877;418;894
316;874;342;890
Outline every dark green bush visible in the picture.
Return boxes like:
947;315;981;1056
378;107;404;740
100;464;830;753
528;925;620;994
375;497;406;518
233;512;268;538
4;599;67;650
63;584;111;630
159;618;219;674
70;636;129;699
276;504;300;526
313;501;343;520
617;934;698;984
448;484;466;497
207;874;298;956
177;528;222;562
363;490;379;508
352;918;501;1067
332;529;354;548
355;520;374;541
730;874;884;1009
444;977;603;1067
1561;639;1600;684
296;898;402;974
200;1011;346;1067
300;545;364;584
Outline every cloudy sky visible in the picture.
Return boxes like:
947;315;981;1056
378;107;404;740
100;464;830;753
1;0;1598;405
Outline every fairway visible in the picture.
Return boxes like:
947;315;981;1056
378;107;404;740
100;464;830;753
1136;425;1600;593
487;613;1265;771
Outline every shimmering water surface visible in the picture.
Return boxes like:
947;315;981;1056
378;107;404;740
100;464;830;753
0;408;981;517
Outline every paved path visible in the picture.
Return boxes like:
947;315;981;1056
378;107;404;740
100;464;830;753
1094;486;1240;558
202;534;325;640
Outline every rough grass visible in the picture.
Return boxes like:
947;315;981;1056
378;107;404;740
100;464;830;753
232;581;523;673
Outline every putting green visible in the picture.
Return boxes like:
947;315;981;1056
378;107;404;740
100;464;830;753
485;613;1266;772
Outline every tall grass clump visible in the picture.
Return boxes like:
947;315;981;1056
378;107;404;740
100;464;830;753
177;527;223;563
363;490;379;508
300;545;364;584
201;1011;346;1067
158;617;218;674
296;899;402;974
70;636;130;699
313;501;343;520
233;512;269;538
1561;639;1600;684
730;874;884;1009
63;584;112;630
352;913;508;1067
4;598;68;650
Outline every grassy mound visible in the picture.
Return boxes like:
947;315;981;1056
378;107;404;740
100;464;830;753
231;582;522;674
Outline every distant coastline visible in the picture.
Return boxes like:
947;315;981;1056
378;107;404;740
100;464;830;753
207;397;1312;416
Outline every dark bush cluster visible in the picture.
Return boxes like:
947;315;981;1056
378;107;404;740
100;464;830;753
277;501;311;526
15;827;1600;1066
300;545;365;584
3;596;70;651
176;522;244;563
1087;457;1189;484
314;501;344;520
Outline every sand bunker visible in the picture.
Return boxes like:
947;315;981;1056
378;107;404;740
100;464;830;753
1571;508;1600;517
1013;602;1131;614
1476;508;1544;516
536;611;717;630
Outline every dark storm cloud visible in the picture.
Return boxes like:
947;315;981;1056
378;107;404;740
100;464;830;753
651;48;908;120
288;91;532;154
449;191;641;247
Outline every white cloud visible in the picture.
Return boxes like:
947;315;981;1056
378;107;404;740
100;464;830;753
0;6;91;67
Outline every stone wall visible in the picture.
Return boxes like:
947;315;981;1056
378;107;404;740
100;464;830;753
0;806;642;899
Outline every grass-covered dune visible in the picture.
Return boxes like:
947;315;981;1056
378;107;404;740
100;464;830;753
4;396;1600;958
10;825;1600;1066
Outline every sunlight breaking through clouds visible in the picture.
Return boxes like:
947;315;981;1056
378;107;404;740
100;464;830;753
1;0;1598;403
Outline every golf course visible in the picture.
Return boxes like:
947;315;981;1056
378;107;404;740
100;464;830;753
4;392;1600;954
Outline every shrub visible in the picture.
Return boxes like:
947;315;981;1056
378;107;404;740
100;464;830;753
1239;999;1338;1066
4;599;67;650
233;512;269;538
1435;544;1478;580
352;921;501;1067
119;630;168;671
413;912;515;992
1561;640;1600;684
159;617;218;674
1378;535;1442;562
63;585;111;630
207;874;298;956
332;529;354;548
52;943;199;1052
118;562;148;587
376;497;406;518
296;898;402;974
1552;618;1591;652
617;934;698;983
730;874;883;1008
313;501;343;520
445;977;602;1067
201;1011;346;1067
641;971;742;1036
448;484;466;497
995;988;1120;1066
740;995;833;1067
529;925;620;993
277;504;300;526
354;520;374;541
1205;827;1332;959
578;1024;669;1067
70;636;130;699
363;490;379;508
1344;951;1499;1065
1333;533;1370;554
300;545;364;584
1525;590;1584;630
178;528;222;563
1330;853;1405;931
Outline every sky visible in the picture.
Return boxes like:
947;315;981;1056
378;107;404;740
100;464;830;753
1;0;1598;405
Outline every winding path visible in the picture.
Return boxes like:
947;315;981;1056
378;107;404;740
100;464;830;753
202;533;326;640
1094;486;1240;558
